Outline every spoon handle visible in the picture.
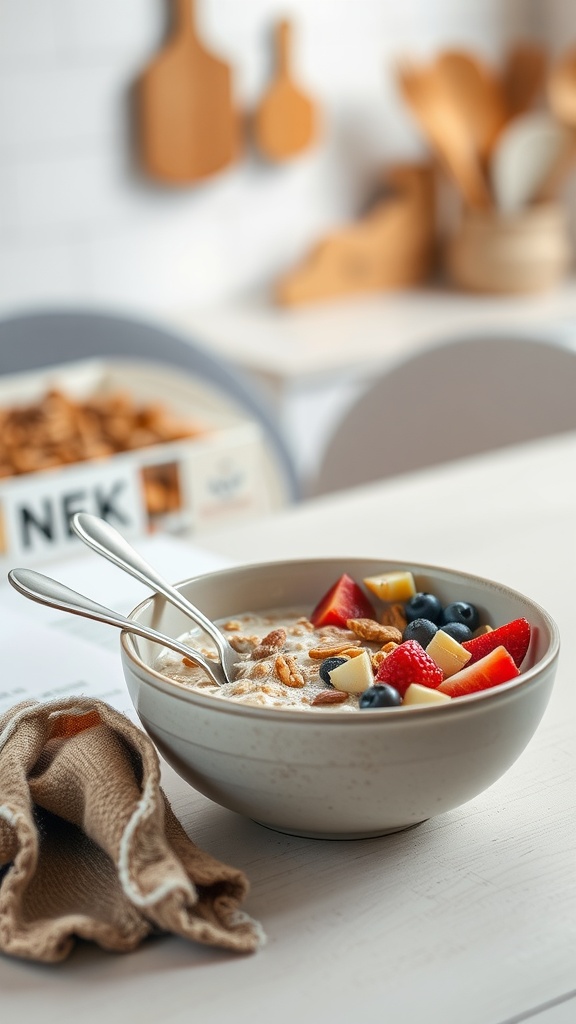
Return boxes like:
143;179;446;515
7;567;225;688
71;512;230;664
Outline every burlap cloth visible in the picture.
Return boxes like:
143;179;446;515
0;697;264;963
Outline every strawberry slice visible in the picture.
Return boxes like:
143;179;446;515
462;617;531;668
310;573;376;628
375;639;444;697
438;646;519;697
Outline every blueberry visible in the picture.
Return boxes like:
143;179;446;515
440;621;473;643
402;617;438;647
359;684;402;709
405;592;443;624
441;601;479;631
319;656;348;686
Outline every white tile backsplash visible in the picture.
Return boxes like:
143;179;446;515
0;0;558;317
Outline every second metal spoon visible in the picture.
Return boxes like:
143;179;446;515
8;567;227;689
70;512;238;684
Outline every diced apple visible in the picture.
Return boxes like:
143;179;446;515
438;645;520;698
363;571;416;603
328;649;374;694
310;573;376;628
426;629;471;678
403;683;452;706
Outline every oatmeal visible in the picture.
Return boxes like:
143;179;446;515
154;609;386;711
153;569;531;711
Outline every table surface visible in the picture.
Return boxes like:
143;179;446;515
2;432;576;1024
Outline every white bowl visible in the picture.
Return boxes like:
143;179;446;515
121;558;559;840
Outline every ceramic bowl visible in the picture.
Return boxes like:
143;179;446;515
120;558;559;840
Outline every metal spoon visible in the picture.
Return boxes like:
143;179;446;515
70;512;238;685
8;567;227;689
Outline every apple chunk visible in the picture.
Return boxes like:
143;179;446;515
438;645;519;698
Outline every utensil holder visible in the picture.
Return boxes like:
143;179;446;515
444;203;572;293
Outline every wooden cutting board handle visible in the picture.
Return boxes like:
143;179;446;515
253;18;317;162
137;0;240;184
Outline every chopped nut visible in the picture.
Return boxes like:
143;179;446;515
309;641;361;659
223;620;242;631
252;627;287;660
274;654;306;688
311;690;349;706
347;618;403;644
250;661;272;679
229;634;260;653
380;603;408;631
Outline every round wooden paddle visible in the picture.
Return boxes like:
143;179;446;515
253;19;317;162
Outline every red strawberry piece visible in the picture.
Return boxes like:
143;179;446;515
462;617;531;668
375;639;444;697
438;645;519;698
310;573;376;628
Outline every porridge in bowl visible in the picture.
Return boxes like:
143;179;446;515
154;569;532;712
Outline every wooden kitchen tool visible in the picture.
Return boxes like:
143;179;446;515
137;0;240;184
397;62;492;209
502;42;547;119
275;164;436;305
435;49;508;164
253;19;317;162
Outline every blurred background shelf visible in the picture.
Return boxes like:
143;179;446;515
172;280;576;485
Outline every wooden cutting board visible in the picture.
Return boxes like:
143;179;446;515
253;19;317;162
137;0;240;184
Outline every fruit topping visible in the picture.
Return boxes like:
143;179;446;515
441;601;480;631
402;683;452;706
462;616;531;668
310;573;376;628
438;646;519;697
375;639;444;697
319;656;348;685
404;592;443;624
440;621;473;643
363;570;416;603
328;649;374;694
359;684;402;709
402;617;438;647
426;629;471;678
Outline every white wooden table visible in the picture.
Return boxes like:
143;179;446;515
2;432;576;1024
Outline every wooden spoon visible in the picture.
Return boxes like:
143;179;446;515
435;49;509;163
490;111;569;211
397;61;492;209
538;48;576;199
502;42;547;119
253;19;317;162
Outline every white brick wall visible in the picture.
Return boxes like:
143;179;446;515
0;0;545;316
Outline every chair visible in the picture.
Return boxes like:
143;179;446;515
0;307;299;505
310;331;576;496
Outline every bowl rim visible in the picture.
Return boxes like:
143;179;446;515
121;556;561;724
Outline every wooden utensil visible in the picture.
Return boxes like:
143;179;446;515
137;0;240;184
435;49;508;163
253;19;317;162
537;48;576;199
490;112;569;212
397;62;492;209
502;42;547;119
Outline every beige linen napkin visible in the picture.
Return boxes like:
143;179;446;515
0;697;264;963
